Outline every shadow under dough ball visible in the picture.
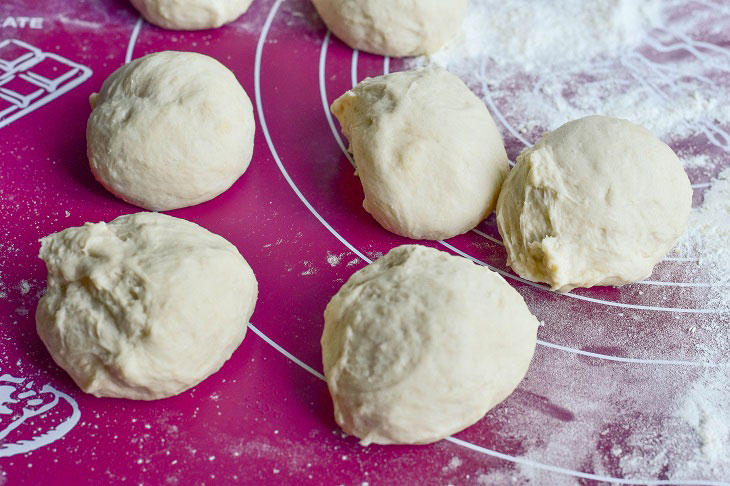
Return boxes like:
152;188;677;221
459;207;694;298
321;244;539;445
331;67;509;240
87;51;255;211
496;115;693;292
36;212;258;400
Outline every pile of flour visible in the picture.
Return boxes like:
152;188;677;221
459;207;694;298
415;0;730;168
432;0;663;70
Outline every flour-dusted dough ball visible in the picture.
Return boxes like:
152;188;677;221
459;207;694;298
322;245;539;445
497;116;693;292
312;0;467;57
36;212;258;400
331;67;509;240
130;0;254;30
87;51;255;211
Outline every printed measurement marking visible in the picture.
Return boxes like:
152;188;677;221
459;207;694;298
1;17;43;30
0;39;92;129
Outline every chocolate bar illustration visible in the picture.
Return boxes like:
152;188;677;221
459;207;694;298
0;39;92;128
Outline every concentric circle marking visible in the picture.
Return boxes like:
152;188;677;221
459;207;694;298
125;17;143;64
254;1;729;483
319;31;717;311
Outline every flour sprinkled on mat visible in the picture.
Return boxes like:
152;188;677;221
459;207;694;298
414;0;730;180
409;0;730;483
17;280;30;296
681;167;730;313
676;370;730;462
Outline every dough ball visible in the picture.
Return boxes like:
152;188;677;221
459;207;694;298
321;245;539;445
87;51;255;211
36;212;258;400
496;116;693;292
130;0;254;30
312;0;467;57
331;67;509;240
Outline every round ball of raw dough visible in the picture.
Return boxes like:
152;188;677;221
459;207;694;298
130;0;254;30
321;245;539;445
87;51;255;211
496;116;693;292
312;0;467;57
331;67;509;240
36;212;258;400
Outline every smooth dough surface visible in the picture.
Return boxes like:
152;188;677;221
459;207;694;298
130;0;254;30
496;116;693;292
331;67;509;240
312;0;467;57
321;245;539;445
87;51;255;211
36;212;258;400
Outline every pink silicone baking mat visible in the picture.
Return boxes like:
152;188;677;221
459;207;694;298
1;1;729;484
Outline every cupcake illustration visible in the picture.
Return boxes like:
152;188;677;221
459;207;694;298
0;374;80;456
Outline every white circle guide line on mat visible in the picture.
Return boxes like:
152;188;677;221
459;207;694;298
445;436;730;486
438;240;716;313
620;54;730;156
478;74;532;148
477;58;715;189
638;280;714;287
471;222;699;264
247;323;325;380
471;228;698;262
344;50;702;273
319;31;355;168
256;0;715;356
535;339;725;368
322;34;716;311
665;256;699;262
247;318;728;486
634;51;730;150
257;8;368;264
255;3;729;483
470;228;504;246
312;27;722;356
325;26;724;356
298;5;725;360
350;49;359;89
665;27;730;75
692;0;730;15
468;230;707;287
125;17;143;63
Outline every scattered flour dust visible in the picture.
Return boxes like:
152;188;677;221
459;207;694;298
442;456;462;473
681;167;730;313
326;251;345;267
677;371;730;462
299;261;317;276
17;280;30;296
681;153;717;169
408;0;730;484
